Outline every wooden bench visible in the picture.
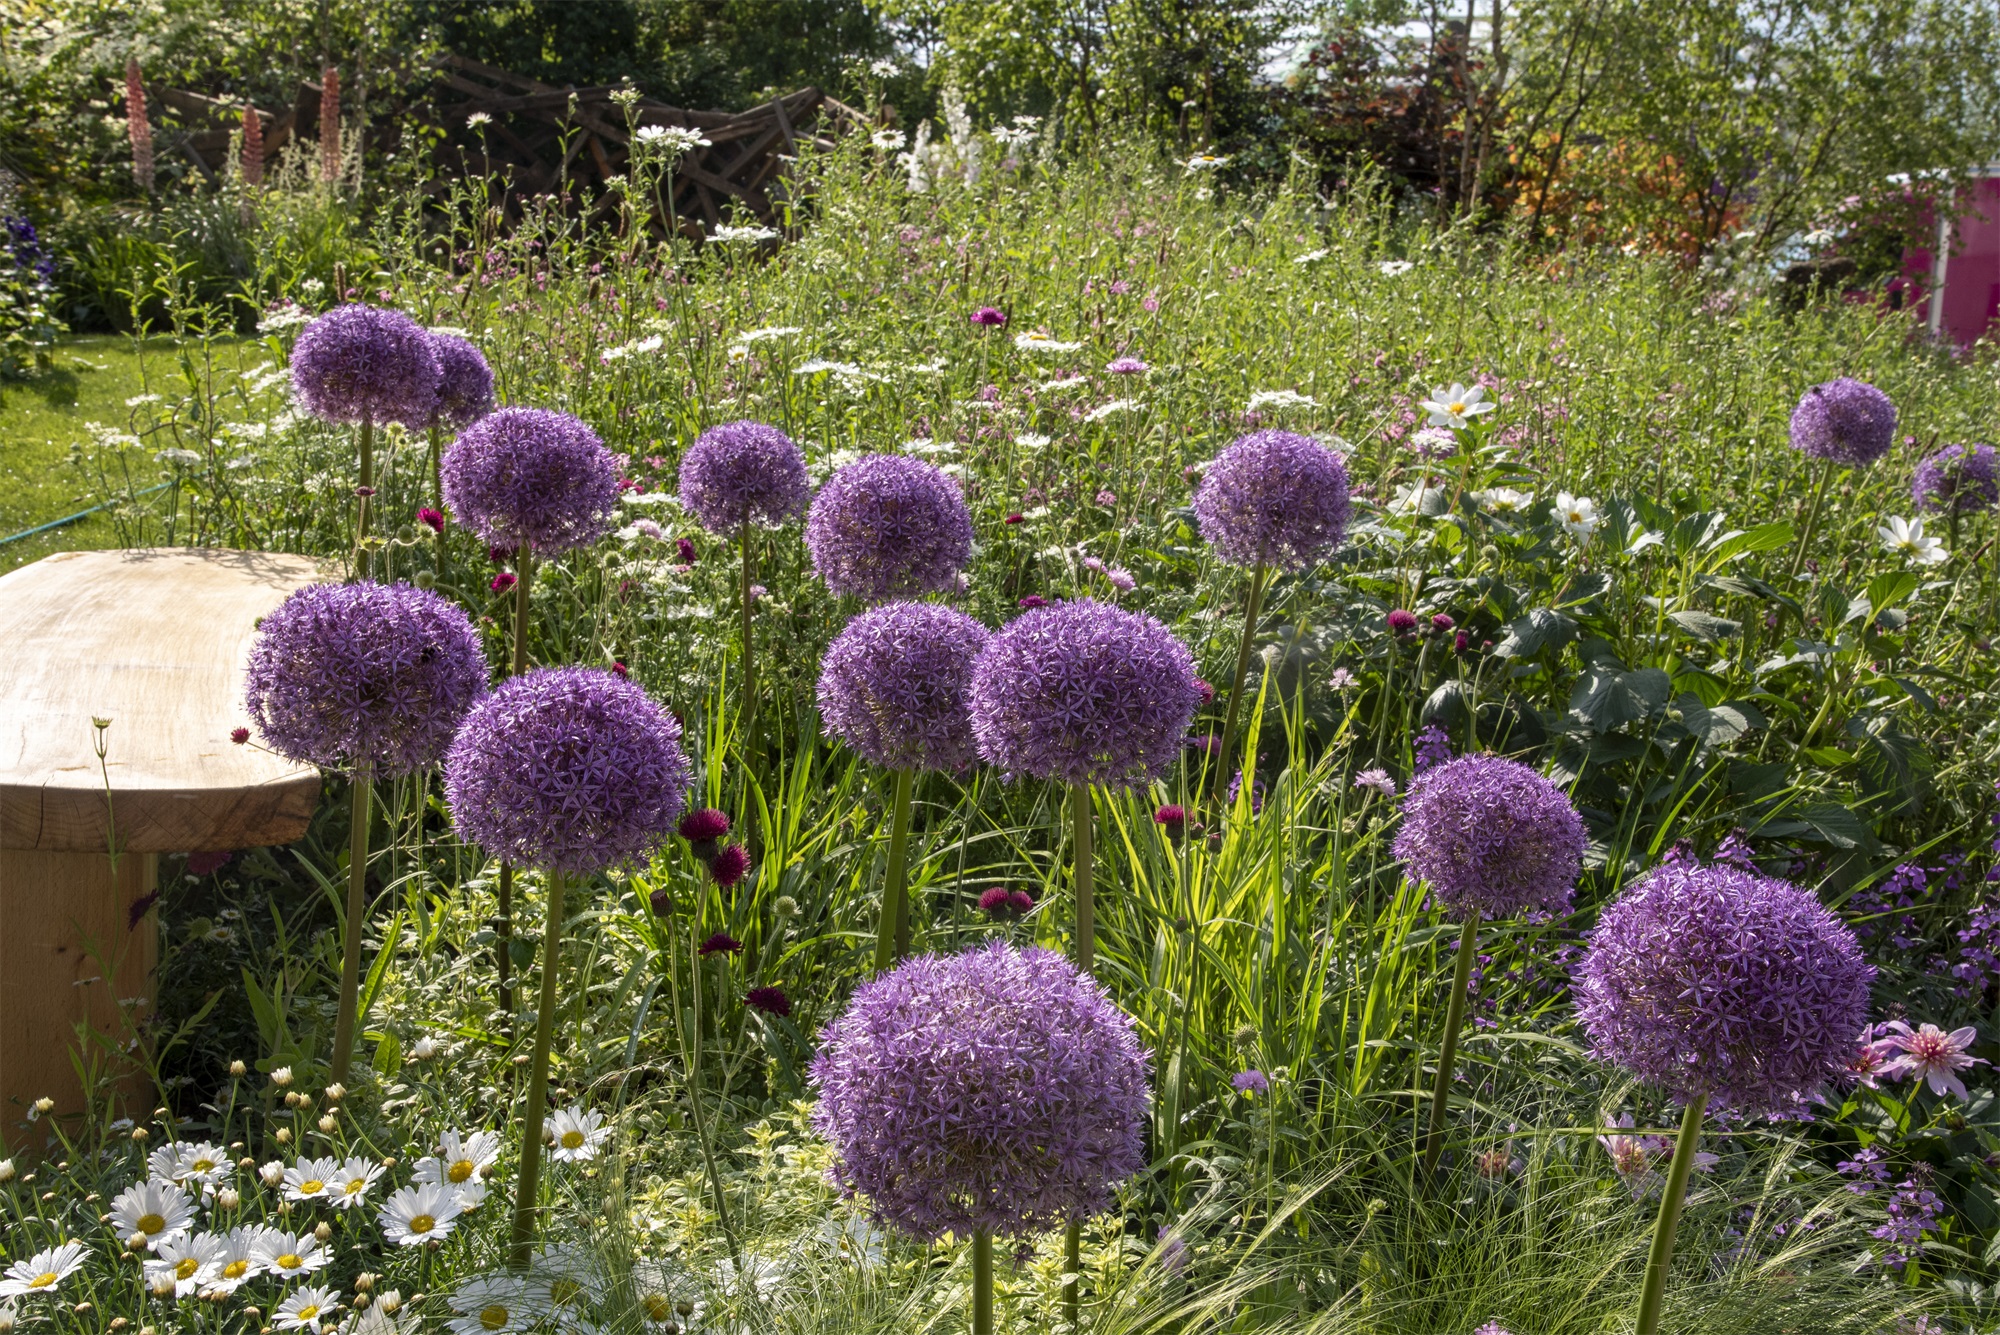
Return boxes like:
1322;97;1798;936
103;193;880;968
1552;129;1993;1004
0;549;324;1143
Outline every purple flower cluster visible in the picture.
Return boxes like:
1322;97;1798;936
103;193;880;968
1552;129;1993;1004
806;454;973;601
1574;861;1874;1114
428;332;495;431
1872;1176;1943;1267
1392;755;1586;919
968;599;1201;789
1788;377;1897;467
1412;723;1454;775
444;667;692;875
809;941;1149;1241
290;305;440;427
1911;442;1998;515
442;407;620;554
676;420;812;535
1191;430;1352;571
817;602;990;773
243;581;487;778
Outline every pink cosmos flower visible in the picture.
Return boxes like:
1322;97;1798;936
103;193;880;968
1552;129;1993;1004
1877;1021;1984;1099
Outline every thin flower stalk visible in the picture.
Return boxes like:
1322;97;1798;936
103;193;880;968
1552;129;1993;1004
507;870;565;1268
1635;1095;1708;1335
329;768;372;1085
1215;561;1267;786
874;768;915;971
1419;912;1480;1178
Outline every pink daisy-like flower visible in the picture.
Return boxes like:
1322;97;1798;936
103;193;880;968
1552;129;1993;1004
1841;1025;1896;1089
1877;1021;1984;1099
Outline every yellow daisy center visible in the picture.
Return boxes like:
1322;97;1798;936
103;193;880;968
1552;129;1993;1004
223;1259;249;1279
176;1258;200;1280
191;1158;215;1173
345;1178;367;1194
29;1271;57;1289
137;1212;167;1234
550;1278;583;1305
479;1306;511;1331
296;1303;320;1319
408;1213;436;1234
1447;401;1465;414
298;1179;324;1194
447;1159;474;1184
277;1253;303;1270
642;1294;673;1320
560;1131;585;1149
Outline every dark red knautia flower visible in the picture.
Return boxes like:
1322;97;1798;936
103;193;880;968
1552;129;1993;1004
709;844;750;887
1018;595;1047;609
969;307;1008;327
1194;679;1215;705
1004;513;1024;525
676;536;697;563
418;507;445;533
611;660;629;678
230;727;250;745
679;807;731;860
745;986;792;1017
698;933;744;957
491;572;516;593
186;850;233;876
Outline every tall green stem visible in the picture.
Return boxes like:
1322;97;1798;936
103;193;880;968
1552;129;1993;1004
1786;456;1835;586
329;768;371;1086
508;869;566;1268
428;423;447;577
496;547;534;1026
1066;780;1095;1330
874;768;915;972
1634;1095;1708;1335
687;916;743;1263
1419;914;1480;1178
355;417;375;582
739;528;757;757
972;1230;994;1335
1215;563;1268;789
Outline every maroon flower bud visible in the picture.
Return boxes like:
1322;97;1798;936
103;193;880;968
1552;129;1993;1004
1155;803;1187;843
355;485;377;498
697;932;743;957
649;887;676;917
1453;631;1470;653
1387;609;1418;635
1007;890;1035;914
490;572;516;592
745;985;791;1017
679;807;731;862
1430;613;1455;631
708;843;750;887
1018;595;1048;609
676;536;697;564
978;886;1014;914
230;727;250;745
417;507;445;533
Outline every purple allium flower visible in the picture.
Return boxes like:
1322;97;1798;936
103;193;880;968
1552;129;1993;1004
745;986;791;1017
1574;862;1875;1114
818;602;990;772
708;843;750;887
1393;755;1585;919
1231;1069;1269;1095
244;581;487;778
699;932;743;957
443;667;692;876
810;941;1149;1241
1192;430;1351;571
968;599;1201;789
1911;442;1999;515
676;420;811;535
806;455;974;601
428;332;495;430
442;408;621;554
1789;378;1897;467
290;304;440;428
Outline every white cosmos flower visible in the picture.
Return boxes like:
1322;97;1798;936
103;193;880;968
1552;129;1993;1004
144;1232;225;1298
253;1229;330;1279
1418;383;1496;429
327;1156;384;1210
547;1106;612;1162
710;223;777;245
274;1283;343;1332
1878;515;1948;565
1084;398;1142;423
0;1241;90;1297
282;1156;339;1203
1476;487;1534;514
1014;331;1082;353
1554;491;1601;541
378;1183;464;1247
199;1227;267;1296
109;1178;195;1248
448;1274;534;1335
1377;259;1414;276
1183;153;1229;173
870;129;907;151
1246;389;1317;412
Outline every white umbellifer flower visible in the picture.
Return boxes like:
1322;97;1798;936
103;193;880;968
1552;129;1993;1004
378;1183;464;1247
125;393;162;407
157;448;202;467
1377;259;1414;275
1292;249;1328;265
448;1274;534;1335
0;1241;90;1298
735;325;803;344
870;129;907;151
1804;227;1835;247
1084;398;1142;423
1418;383;1496;429
710;223;778;245
1014;331;1082;353
327;1156;384;1210
1554;491;1601;541
1184;152;1228;173
282;1156;339;1203
109;1179;195;1248
1246;389;1317;412
199;1227;268;1296
793;358;863;377
144;1231;225;1298
274;1283;343;1332
1014;433;1052;449
254;1230;330;1279
1476;487;1534;514
1878;515;1948;565
547;1106;612;1162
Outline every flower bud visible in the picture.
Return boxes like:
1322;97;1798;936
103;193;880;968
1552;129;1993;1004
229;1060;247;1077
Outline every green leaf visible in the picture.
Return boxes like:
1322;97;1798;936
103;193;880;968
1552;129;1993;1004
1668;609;1741;642
1700;521;1794;571
1554;572;1612;608
1494;607;1578;659
1865;570;1920;615
1568;666;1671;731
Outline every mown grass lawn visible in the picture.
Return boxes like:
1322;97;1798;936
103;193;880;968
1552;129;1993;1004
0;336;153;570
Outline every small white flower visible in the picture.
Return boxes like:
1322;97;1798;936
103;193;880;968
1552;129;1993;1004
870;129;907;151
410;1035;440;1060
379;1183;464;1247
1418;383;1496;429
448;1274;534;1335
1878;515;1949;565
734;325;802;344
1476;487;1533;514
109;1179;195;1248
1804;227;1835;247
125;393;162;407
528;1245;605;1314
271;1065;294;1086
1014;331;1082;353
199;1226;267;1296
546;1106;612;1162
282;1156;339;1203
1554;491;1601;541
710;223;778;245
1183;153;1229;173
1014;433;1052;449
0;1241;90;1298
1378;259;1414;276
466;112;492;129
1084;398;1142;423
259;1159;286;1186
1388;477;1447;516
1293;249;1329;265
327;1156;384;1210
632;1260;702;1326
274;1283;343;1332
1246;389;1317;412
144;1232;225;1298
156;447;202;467
636;125;709;153
251;1229;330;1279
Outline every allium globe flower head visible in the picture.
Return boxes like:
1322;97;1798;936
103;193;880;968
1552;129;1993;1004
428;332;495;431
244;581;487;778
968;599;1201;789
676;420;811;535
442;408;621;555
1574;861;1874;1114
1393;755;1586;919
1911;442;1999;515
807;454;974;601
818;602;990;772
810;941;1149;1241
1789;377;1897;467
444;667;692;876
290;304;441;428
1192;430;1352;571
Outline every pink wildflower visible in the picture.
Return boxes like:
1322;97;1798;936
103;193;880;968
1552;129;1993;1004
1877;1021;1984;1099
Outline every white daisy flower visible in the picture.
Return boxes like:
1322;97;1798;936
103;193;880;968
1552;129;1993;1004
821;1213;888;1269
259;1160;287;1187
631;1260;702;1327
1554;491;1601;541
1388;477;1447;515
109;1179;195;1248
1183;153;1229;173
1293;249;1329;265
529;1245;605;1314
339;1304;422;1334
546;1106;612;1162
1418;383;1496;429
171;1141;231;1192
1246;389;1317;412
870;129;907;151
0;1241;91;1297
378;1183;464;1247
448;1274;534;1335
466;112;492;129
1013;331;1082;353
252;1229;330;1279
282;1156;339;1203
1476;487;1534;514
199;1227;268;1296
327;1156;384;1210
415;1130;501;1195
1083;398;1141;423
1377;259;1414;276
274;1283;343;1332
1878;515;1949;565
144;1232;225;1298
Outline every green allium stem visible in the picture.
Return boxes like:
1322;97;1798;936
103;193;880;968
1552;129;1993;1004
1066;779;1095;1332
740;527;757;756
356;416;374;582
1786;455;1835;587
874;767;915;972
1635;1094;1708;1335
496;546;534;1028
1215;562;1268;789
686;908;742;1265
329;768;371;1086
508;869;566;1269
972;1229;994;1335
1419;913;1480;1179
428;423;447;577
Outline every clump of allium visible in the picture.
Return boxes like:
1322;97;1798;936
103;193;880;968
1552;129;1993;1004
444;667;692;875
1789;378;1897;467
290;304;441;428
810;941;1149;1241
818;602;990;772
1912;442;1999;515
676;420;811;534
1393;755;1585;919
1574;861;1874;1114
441;408;620;553
1192;430;1352;571
428;332;495;430
806;454;974;601
968;599;1200;789
244;582;487;777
